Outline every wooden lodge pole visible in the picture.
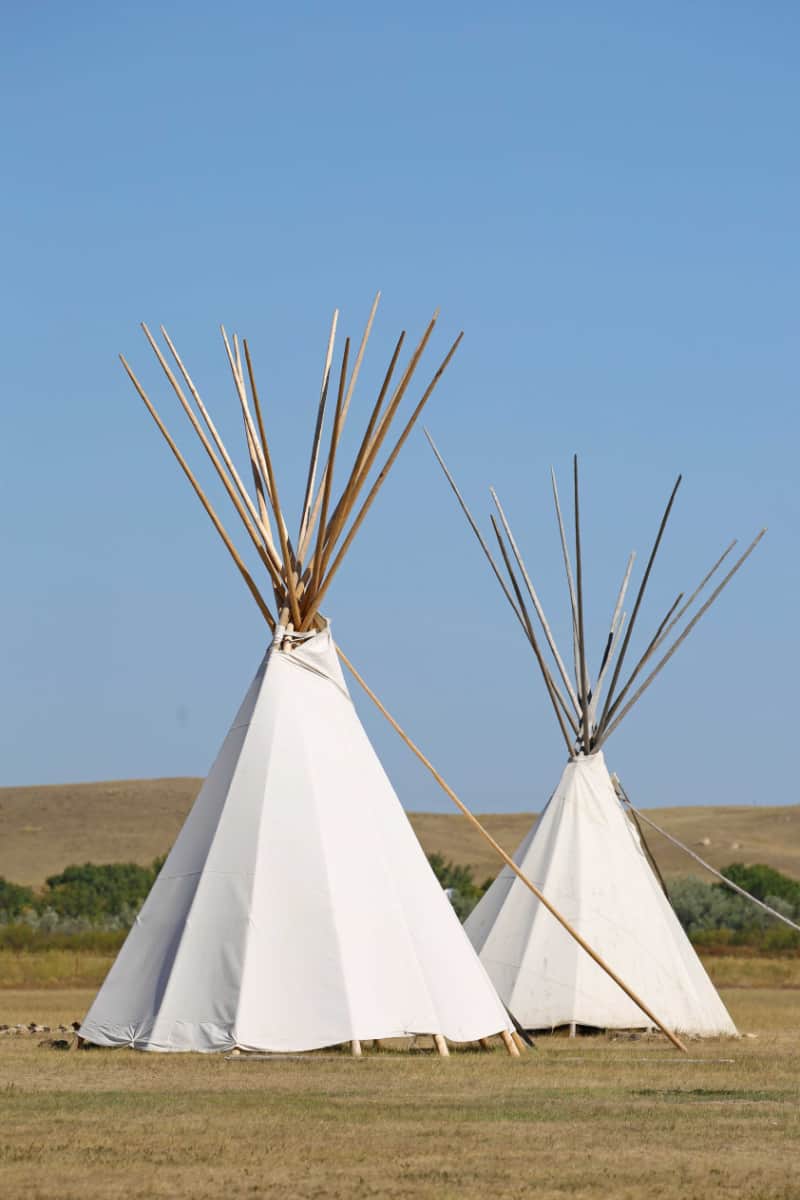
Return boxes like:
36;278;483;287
549;467;581;690
572;456;592;751
299;309;338;552
157;324;283;580
501;1031;521;1058
596;528;766;745
489;516;577;752
308;338;350;611
425;431;525;630
595;475;682;737
242;339;303;630
337;646;689;1055
299;334;462;628
490;486;581;718
319;332;406;578
120;355;276;631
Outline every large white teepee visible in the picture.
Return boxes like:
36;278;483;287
430;440;764;1035
81;299;514;1054
82;629;509;1051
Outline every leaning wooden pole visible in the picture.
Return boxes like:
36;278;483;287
301;335;463;628
550;467;581;690
595;475;682;737
489;516;577;752
489;486;581;718
120;356;276;631
337;646;689;1054
425;430;525;630
298;309;338;552
596;529;766;744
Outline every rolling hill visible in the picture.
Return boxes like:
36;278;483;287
1;777;798;889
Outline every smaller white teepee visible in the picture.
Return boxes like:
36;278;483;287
429;439;764;1035
465;752;736;1035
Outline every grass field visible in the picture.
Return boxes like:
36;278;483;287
2;776;799;885
3;780;798;1196
1;981;798;1200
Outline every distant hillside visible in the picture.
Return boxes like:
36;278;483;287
1;777;798;887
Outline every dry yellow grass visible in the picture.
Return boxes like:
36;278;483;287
1;777;798;886
0;986;798;1200
3;950;799;993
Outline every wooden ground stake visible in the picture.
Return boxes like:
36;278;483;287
337;646;689;1055
351;1039;362;1058
501;1031;521;1058
433;1034;450;1058
511;1031;527;1054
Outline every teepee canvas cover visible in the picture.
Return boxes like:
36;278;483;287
82;629;510;1051
430;440;763;1035
465;752;735;1034
81;299;513;1053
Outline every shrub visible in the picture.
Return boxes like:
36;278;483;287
41;860;162;920
722;863;800;910
0;877;36;921
667;863;800;952
428;853;491;920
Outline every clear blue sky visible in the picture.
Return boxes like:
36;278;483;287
1;3;796;813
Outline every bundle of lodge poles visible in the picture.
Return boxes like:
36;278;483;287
122;296;461;643
425;436;765;760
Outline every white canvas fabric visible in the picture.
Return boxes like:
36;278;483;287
464;751;737;1036
81;628;511;1052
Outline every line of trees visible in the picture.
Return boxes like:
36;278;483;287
0;858;165;932
1;856;798;951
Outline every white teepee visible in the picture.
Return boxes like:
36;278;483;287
465;753;736;1034
82;629;510;1051
430;440;764;1035
81;299;514;1054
